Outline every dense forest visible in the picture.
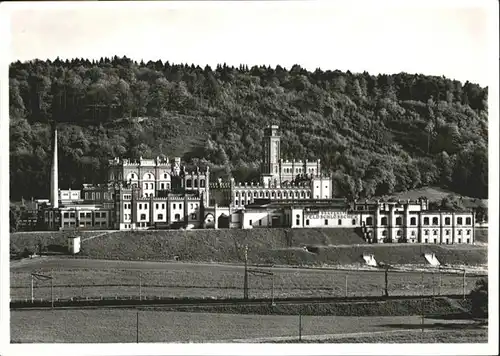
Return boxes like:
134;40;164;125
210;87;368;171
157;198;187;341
9;56;488;201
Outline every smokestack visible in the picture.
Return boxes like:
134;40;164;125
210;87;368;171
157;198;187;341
50;127;59;208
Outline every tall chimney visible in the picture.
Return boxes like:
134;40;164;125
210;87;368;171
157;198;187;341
50;127;59;208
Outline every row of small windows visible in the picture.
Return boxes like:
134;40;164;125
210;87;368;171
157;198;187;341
364;216;472;226
64;221;107;227
63;212;106;219
235;191;310;198
283;167;306;174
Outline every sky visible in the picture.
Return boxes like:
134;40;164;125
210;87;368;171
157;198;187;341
4;0;499;87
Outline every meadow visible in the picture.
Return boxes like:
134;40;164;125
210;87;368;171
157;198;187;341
10;258;485;301
11;309;482;343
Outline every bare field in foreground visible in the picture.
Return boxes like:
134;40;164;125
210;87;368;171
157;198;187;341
10;309;485;343
10;258;485;301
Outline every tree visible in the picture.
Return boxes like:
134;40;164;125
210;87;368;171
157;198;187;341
470;278;488;318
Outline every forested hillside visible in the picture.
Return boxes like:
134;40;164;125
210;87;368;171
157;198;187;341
9;56;488;201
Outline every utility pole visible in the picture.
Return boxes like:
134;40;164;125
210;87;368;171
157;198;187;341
139;273;142;301
51;270;54;309
31;274;34;303
244;245;249;300
271;272;275;306
463;269;466;300
299;312;302;342
384;266;389;297
136;310;139;343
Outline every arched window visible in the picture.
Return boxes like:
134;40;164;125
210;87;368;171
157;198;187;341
395;217;402;226
254;192;258;198
381;217;388;226
194;180;198;188
200;179;206;188
186;179;192;188
382;230;387;236
236;192;240;197
174;213;180;220
148;174;152;179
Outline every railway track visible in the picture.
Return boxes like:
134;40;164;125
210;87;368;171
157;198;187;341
11;293;466;311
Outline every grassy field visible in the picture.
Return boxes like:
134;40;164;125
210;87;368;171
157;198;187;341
11;228;487;267
11;309;483;343
10;258;486;301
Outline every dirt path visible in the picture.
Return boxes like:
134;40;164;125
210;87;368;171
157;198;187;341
81;231;119;242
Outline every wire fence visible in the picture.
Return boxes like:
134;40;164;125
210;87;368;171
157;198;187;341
10;267;487;303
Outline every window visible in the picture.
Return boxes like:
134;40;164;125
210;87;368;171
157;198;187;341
382;230;387;236
424;230;429;235
260;192;264;198
271;192;275;198
424;217;429;225
433;230;438;235
446;230;450;235
397;230;402;236
259;220;262;226
266;192;270;198
396;217;402;226
466;230;471;235
200;179;205;188
458;230;462;235
191;213;197;219
236;192;240;197
254;192;258;198
139;204;142;210
411;231;416;236
95;212;101;218
173;204;176;209
86;213;91;218
144;204;148;209
194;180;198;188
249;220;253;226
305;219;310;226
161;183;165;190
162;204;165;209
164;174;168;179
352;219;356;225
366;217;373;226
466;239;470;244
325;219;328;226
156;204;159;209
458;238;461;243
445;217;451;225
424;239;428;243
148;174;152;179
466;217;472;225
179;204;182;210
70;213;75;218
410;217;416;226
338;219;342;225
186;179;192;188
457;217;463;225
80;212;85;218
174;213;180;220
102;212;106;218
235;200;239;206
432;217;439;225
190;204;194;209
64;222;69;227
64;212;69;218
381;217;388;226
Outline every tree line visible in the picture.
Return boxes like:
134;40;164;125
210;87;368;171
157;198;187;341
9;56;488;201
